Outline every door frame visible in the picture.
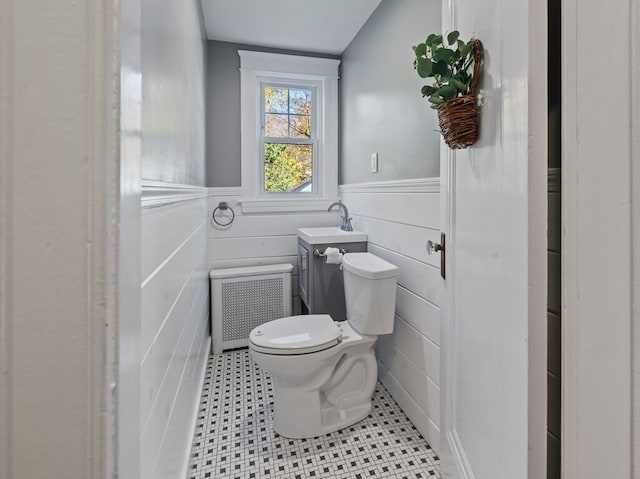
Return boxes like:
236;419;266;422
561;0;638;478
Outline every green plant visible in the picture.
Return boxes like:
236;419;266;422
412;31;476;109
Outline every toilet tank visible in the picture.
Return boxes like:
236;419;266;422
342;253;399;335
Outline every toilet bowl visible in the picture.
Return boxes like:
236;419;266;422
249;252;399;439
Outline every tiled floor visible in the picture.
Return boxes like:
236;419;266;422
187;349;440;479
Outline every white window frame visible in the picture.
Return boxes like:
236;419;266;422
239;50;340;213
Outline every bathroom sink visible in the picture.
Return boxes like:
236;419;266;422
297;227;368;245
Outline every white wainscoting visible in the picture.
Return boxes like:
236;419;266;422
140;182;211;479
340;178;442;453
208;189;341;315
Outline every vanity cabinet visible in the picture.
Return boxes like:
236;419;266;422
297;237;367;322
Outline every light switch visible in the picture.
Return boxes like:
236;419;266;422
370;152;378;173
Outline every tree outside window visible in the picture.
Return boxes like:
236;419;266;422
262;86;314;193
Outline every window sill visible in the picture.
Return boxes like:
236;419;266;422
239;198;339;214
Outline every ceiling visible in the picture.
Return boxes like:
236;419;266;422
200;0;382;55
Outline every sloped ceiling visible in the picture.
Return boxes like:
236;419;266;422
200;0;382;55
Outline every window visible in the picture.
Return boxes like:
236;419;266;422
239;50;340;212
261;84;316;193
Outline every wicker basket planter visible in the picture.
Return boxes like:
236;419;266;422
437;39;483;149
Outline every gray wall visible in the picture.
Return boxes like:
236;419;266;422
141;0;207;185
206;41;339;187
340;0;441;184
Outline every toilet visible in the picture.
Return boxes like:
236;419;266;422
248;252;399;439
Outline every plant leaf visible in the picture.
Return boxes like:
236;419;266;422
414;43;427;57
416;57;433;78
433;60;450;77
437;85;457;101
428;94;444;105
426;33;436;46
449;78;467;92
433;48;455;63
460;42;473;58
447;31;460;45
421;85;436;97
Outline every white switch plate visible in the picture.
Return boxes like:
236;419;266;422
370;152;378;173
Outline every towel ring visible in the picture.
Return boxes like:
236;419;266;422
212;202;235;227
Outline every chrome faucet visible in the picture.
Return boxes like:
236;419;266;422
328;200;353;231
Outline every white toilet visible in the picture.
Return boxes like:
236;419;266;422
248;252;399;439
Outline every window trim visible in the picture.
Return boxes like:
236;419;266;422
239;50;340;212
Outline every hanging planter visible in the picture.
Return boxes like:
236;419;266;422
412;33;484;149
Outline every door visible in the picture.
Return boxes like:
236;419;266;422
438;1;547;478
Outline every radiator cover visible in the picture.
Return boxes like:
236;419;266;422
210;263;293;354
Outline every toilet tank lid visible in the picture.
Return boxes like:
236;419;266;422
342;253;399;280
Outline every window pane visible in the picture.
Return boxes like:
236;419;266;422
289;89;311;115
289;115;311;138
264;87;288;113
265;113;288;137
264;143;313;192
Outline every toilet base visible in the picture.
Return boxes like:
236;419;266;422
270;350;378;439
272;383;373;439
320;400;372;434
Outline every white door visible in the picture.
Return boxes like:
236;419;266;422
438;1;547;478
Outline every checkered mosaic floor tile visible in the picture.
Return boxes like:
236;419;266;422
187;349;440;479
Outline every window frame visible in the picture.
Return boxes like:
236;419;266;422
239;50;340;213
259;80;319;197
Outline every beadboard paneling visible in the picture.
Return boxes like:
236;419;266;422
151;299;210;479
339;191;440;230
377;339;440;424
547;177;562;477
142;219;207;355
395;286;440;347
548;192;561;253
547;372;561;439
142;198;206;281
548;251;561;316
383;315;440;384
378;361;441;452
141;295;209;476
341;184;442;453
547;433;561;479
548;312;561;377
209;236;299;261
140;263;208;430
210;210;339;238
352;215;441;269
140;193;210;479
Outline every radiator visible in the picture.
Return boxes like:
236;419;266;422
210;263;293;354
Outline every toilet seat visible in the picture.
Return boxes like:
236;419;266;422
249;314;342;355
